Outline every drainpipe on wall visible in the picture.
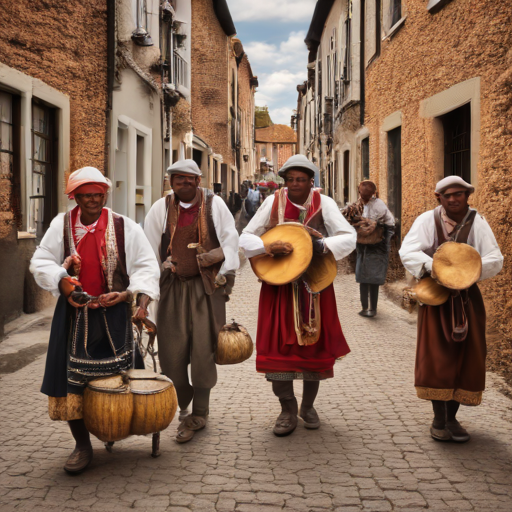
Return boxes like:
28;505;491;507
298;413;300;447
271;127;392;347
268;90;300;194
104;0;116;178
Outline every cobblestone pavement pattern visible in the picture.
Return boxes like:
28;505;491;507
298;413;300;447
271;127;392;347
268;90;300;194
1;263;512;512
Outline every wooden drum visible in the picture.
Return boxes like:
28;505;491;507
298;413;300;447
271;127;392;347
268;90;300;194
128;370;178;436
83;375;133;442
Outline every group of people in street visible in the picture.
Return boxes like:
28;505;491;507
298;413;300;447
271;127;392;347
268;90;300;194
30;154;503;474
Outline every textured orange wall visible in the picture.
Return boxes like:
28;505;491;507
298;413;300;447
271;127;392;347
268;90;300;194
365;0;512;347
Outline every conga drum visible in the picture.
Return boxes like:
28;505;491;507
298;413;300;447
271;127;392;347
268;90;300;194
83;375;133;442
432;241;482;290
127;369;178;436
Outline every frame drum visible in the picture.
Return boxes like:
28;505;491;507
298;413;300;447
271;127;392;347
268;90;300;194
432;241;482;290
250;223;313;286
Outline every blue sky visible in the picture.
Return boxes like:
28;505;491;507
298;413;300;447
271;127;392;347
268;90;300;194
226;0;317;126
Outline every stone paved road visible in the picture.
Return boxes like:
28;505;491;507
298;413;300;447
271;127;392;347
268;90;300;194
1;264;512;512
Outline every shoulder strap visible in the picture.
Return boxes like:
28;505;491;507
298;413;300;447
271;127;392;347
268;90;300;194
454;210;477;244
113;214;127;274
63;211;72;258
434;207;447;246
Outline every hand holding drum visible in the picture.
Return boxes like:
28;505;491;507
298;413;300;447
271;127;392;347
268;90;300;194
411;242;482;306
265;240;294;257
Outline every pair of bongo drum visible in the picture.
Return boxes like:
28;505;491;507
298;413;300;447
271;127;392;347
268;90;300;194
410;241;482;306
83;320;178;457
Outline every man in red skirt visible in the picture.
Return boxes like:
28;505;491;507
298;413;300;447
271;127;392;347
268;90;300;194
240;155;356;436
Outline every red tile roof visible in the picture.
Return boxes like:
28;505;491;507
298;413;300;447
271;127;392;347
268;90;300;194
255;124;297;143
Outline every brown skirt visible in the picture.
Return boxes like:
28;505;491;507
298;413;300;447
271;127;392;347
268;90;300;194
415;284;486;406
48;394;83;421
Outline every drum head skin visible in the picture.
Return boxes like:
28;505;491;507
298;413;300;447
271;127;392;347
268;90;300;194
250;223;313;286
303;251;338;293
126;369;160;380
433;241;482;290
130;379;172;395
88;375;127;392
411;276;450;306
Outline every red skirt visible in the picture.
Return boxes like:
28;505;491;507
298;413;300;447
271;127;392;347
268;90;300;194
256;282;350;374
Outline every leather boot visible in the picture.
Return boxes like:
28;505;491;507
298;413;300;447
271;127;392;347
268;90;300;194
299;381;320;429
271;381;298;437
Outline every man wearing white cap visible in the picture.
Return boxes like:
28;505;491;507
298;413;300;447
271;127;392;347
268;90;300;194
400;175;503;442
30;167;160;473
144;159;239;443
240;155;356;437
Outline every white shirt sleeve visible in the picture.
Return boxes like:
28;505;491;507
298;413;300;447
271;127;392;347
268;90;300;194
29;214;68;296
239;195;275;258
399;211;436;279
124;216;161;299
320;195;357;261
211;195;240;274
143;197;168;265
470;214;503;281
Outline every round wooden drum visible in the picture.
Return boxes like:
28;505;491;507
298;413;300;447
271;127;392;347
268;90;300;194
250;223;313;286
129;372;178;436
410;276;450;306
432;241;482;290
303;251;338;293
83;375;133;442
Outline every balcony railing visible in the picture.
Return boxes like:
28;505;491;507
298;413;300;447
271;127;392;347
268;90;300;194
173;52;189;90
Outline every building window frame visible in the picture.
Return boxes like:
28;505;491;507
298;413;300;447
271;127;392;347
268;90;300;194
382;0;406;40
30;99;58;238
420;77;480;188
0;63;70;239
427;0;454;15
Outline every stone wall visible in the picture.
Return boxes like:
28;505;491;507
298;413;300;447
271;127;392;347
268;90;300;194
191;0;231;165
365;0;512;347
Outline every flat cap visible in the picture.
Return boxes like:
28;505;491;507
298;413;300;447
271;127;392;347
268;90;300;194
167;159;202;177
278;154;318;179
435;175;474;194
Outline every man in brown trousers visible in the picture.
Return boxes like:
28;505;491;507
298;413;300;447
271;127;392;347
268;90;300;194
144;160;239;443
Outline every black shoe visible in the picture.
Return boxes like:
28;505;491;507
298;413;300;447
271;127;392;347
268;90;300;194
366;310;377;317
358;309;368;316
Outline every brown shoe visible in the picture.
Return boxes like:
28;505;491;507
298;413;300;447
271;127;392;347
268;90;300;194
64;445;93;474
430;425;451;442
175;415;207;444
299;407;320;429
445;420;470;443
273;411;298;437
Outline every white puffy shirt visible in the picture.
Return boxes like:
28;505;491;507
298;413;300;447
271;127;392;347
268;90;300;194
30;209;161;299
399;208;503;281
239;193;357;261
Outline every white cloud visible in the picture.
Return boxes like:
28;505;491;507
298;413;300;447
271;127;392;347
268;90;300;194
255;69;305;127
228;0;316;22
244;31;308;74
267;106;296;126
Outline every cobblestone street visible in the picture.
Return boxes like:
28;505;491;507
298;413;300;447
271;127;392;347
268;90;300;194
1;264;512;512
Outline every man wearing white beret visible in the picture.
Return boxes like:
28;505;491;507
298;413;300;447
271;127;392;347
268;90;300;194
399;175;503;442
144;159;239;443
